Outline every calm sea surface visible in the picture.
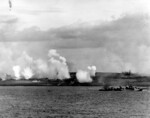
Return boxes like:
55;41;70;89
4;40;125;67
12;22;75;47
0;86;149;118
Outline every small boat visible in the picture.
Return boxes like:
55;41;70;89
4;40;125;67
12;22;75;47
99;85;143;91
99;86;123;91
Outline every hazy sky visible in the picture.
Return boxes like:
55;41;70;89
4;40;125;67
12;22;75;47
0;0;150;74
0;0;149;30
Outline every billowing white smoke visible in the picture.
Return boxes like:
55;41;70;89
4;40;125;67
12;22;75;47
34;59;49;78
88;65;97;77
13;65;21;80
22;67;33;79
12;49;70;80
13;65;34;80
48;49;70;80
76;70;92;83
76;66;96;83
12;52;34;80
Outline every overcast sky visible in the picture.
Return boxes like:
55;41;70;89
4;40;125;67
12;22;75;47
0;0;150;74
0;0;149;30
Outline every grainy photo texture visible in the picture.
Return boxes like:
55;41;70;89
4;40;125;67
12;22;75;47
0;0;149;118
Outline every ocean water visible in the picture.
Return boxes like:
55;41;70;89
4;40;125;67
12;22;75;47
0;86;149;118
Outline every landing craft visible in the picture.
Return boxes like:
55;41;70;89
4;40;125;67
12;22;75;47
99;85;143;91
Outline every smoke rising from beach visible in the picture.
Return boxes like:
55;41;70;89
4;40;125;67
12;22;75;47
13;65;21;80
22;67;33;79
76;70;92;83
48;49;70;80
76;66;96;83
88;66;96;77
10;49;70;80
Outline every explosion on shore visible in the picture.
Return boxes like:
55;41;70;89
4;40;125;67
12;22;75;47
6;49;70;81
0;49;148;87
76;66;97;83
1;49;97;86
0;48;99;86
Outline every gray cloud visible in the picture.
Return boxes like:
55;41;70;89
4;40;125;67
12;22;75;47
0;15;19;42
5;14;149;47
0;13;149;74
51;14;150;49
0;15;18;24
14;8;63;15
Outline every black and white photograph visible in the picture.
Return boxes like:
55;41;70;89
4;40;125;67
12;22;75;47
0;0;149;117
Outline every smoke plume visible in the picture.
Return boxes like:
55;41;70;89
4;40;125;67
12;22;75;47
48;49;70;80
11;49;70;80
76;65;97;83
22;67;33;79
13;65;21;80
88;65;97;77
